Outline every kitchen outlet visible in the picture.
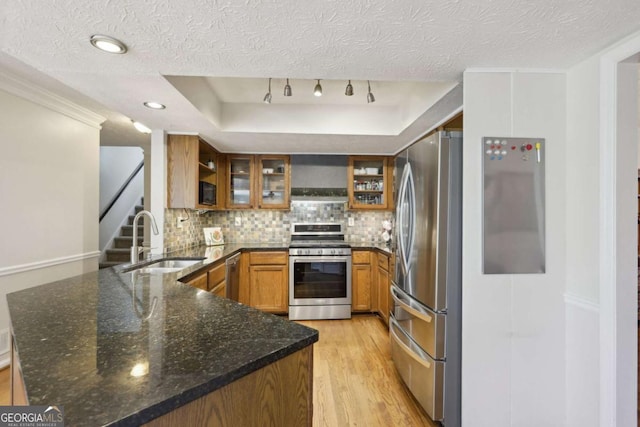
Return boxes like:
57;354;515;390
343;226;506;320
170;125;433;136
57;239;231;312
177;217;184;229
235;217;242;226
348;217;355;226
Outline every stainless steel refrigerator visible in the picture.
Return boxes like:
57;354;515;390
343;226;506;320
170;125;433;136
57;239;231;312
391;130;462;426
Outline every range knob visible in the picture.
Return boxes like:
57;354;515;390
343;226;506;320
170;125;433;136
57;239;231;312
330;249;336;255
304;249;310;255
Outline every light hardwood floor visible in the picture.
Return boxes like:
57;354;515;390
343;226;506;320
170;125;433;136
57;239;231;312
297;315;437;427
0;367;9;405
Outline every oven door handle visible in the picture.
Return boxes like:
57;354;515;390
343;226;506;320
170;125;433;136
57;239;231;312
390;285;433;323
389;314;432;369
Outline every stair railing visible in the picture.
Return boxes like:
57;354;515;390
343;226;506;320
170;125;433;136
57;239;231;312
99;160;144;222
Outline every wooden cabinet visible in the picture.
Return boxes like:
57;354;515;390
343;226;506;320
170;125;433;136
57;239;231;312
167;135;225;210
347;156;393;210
245;251;288;314
352;250;372;312
10;336;27;405
227;155;290;209
185;271;208;291
227;155;255;208
257;155;290;209
376;252;391;326
208;261;226;297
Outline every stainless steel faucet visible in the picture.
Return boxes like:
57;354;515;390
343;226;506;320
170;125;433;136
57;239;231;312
130;210;159;264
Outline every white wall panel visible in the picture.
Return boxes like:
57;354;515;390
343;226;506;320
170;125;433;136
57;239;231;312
463;71;567;426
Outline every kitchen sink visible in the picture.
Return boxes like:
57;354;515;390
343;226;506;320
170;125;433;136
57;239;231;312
126;257;205;274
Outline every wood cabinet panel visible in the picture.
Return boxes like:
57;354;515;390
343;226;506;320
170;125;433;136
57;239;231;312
377;261;390;326
352;250;372;312
249;251;288;265
352;263;372;312
186;271;208;291
226;155;290;209
143;346;313;427
167;135;224;210
10;337;27;405
207;262;225;289
249;265;288;313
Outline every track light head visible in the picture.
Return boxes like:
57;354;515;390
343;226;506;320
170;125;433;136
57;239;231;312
367;80;375;103
314;79;322;97
284;78;292;96
263;78;272;104
345;80;354;96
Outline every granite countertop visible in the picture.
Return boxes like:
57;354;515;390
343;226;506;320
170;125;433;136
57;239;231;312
7;242;317;426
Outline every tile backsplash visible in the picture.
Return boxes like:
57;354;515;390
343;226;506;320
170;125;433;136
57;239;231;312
164;202;393;252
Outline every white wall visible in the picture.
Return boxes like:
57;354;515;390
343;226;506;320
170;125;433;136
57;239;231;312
99;146;143;213
462;71;567;426
98;146;144;252
0;78;103;363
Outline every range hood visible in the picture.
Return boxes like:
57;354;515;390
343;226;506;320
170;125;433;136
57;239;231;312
290;155;348;202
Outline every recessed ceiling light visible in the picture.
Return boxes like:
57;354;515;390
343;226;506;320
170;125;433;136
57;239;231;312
90;35;127;54
143;101;166;110
132;120;151;134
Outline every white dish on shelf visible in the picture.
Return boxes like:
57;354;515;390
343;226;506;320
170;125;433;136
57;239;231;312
365;167;379;175
262;168;274;174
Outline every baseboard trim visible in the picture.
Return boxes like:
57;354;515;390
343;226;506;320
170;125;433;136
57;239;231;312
0;251;101;278
564;292;600;313
0;354;9;370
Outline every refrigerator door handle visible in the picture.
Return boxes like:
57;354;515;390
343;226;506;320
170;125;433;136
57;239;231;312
397;164;416;276
390;314;432;369
391;285;433;323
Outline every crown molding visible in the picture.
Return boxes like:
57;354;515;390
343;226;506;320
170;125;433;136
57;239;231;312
0;70;106;129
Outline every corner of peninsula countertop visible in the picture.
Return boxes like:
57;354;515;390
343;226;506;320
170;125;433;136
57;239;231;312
6;243;318;426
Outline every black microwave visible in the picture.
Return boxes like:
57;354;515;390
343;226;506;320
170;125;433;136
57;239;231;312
199;181;216;205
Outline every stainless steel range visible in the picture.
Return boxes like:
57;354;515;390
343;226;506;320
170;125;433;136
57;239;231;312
288;223;352;320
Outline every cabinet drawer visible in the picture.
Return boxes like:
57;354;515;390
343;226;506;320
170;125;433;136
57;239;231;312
249;251;287;265
352;251;370;265
208;262;226;289
377;252;389;271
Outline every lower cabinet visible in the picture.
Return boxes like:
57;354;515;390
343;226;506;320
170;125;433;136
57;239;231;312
245;251;289;314
208;262;226;297
185;271;208;291
376;253;391;325
352;250;372;312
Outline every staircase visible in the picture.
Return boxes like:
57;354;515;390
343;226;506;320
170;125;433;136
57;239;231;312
99;201;145;269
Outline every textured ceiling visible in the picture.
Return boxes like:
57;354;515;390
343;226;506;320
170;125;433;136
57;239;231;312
1;0;640;153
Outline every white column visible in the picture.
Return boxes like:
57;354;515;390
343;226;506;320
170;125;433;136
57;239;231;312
148;129;166;255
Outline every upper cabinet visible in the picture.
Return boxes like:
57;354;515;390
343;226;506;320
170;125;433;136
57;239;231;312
257;156;290;209
226;155;290;209
167;135;225;210
227;155;255;209
347;156;393;210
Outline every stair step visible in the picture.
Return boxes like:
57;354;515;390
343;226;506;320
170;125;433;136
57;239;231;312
128;215;154;226
99;261;124;269
134;205;144;213
105;248;131;262
114;236;143;248
121;225;144;237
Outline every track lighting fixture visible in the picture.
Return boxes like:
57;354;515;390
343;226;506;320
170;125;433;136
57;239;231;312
314;79;322;97
367;80;376;103
284;78;292;96
263;78;272;104
345;80;354;96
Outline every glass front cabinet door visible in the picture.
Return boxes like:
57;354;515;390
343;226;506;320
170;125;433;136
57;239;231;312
257;155;290;209
348;156;391;210
227;156;254;208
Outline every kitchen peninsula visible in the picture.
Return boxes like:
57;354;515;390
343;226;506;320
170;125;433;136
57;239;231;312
7;245;318;426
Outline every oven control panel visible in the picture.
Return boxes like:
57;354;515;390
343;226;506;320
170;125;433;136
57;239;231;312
289;248;352;256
